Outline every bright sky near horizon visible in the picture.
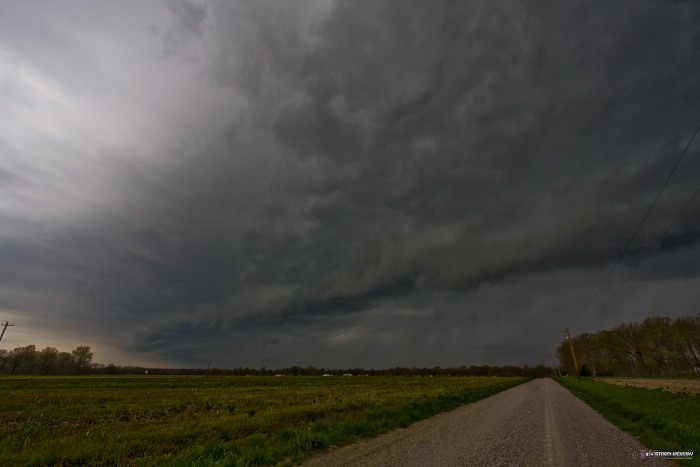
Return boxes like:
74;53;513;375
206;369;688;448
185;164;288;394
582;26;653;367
1;1;700;368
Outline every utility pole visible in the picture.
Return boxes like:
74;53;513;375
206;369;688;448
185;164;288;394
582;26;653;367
0;321;14;343
565;326;581;381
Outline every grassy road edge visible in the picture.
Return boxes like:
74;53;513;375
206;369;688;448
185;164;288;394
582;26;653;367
555;377;699;466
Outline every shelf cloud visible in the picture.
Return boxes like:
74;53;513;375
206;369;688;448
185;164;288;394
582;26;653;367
1;0;699;368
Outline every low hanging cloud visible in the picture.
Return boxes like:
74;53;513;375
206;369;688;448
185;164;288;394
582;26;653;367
1;0;699;368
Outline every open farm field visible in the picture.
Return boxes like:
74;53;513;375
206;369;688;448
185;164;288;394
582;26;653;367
596;377;700;395
557;377;700;465
0;375;527;466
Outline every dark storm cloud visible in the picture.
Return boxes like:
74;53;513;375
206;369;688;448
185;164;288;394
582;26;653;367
2;0;700;367
174;0;700;286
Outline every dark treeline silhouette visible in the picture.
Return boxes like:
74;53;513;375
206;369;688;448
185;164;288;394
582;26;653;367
93;364;551;378
557;315;700;377
0;344;551;377
0;345;93;375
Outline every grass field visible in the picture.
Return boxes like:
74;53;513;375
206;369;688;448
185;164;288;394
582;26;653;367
0;375;527;466
557;377;700;465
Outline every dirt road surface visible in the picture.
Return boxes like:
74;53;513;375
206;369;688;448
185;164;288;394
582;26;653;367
301;378;672;466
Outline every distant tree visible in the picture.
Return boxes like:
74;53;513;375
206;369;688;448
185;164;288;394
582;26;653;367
675;316;700;371
8;345;36;375
0;349;8;374
72;346;93;374
38;346;59;375
56;352;75;374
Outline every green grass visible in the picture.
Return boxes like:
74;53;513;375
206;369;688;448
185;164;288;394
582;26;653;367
0;375;528;466
557;377;700;466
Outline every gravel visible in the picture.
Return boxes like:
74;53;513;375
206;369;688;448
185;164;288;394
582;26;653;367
300;378;673;466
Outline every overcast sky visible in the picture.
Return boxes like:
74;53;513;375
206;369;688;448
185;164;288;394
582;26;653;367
1;1;699;369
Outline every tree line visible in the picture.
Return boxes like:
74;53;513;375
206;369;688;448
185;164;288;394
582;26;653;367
165;364;552;378
557;315;700;377
0;344;552;377
0;345;94;375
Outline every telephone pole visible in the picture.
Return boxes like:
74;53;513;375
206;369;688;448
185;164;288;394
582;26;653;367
565;326;581;381
0;321;14;343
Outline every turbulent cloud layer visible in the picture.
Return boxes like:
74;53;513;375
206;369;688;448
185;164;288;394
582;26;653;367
1;0;700;368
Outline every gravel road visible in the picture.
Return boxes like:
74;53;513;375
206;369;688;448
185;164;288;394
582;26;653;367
301;378;672;466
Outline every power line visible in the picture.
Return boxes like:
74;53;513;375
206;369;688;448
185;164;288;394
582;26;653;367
590;170;700;319
576;124;700;329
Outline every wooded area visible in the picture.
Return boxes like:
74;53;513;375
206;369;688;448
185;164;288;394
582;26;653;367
557;315;700;376
0;345;93;375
